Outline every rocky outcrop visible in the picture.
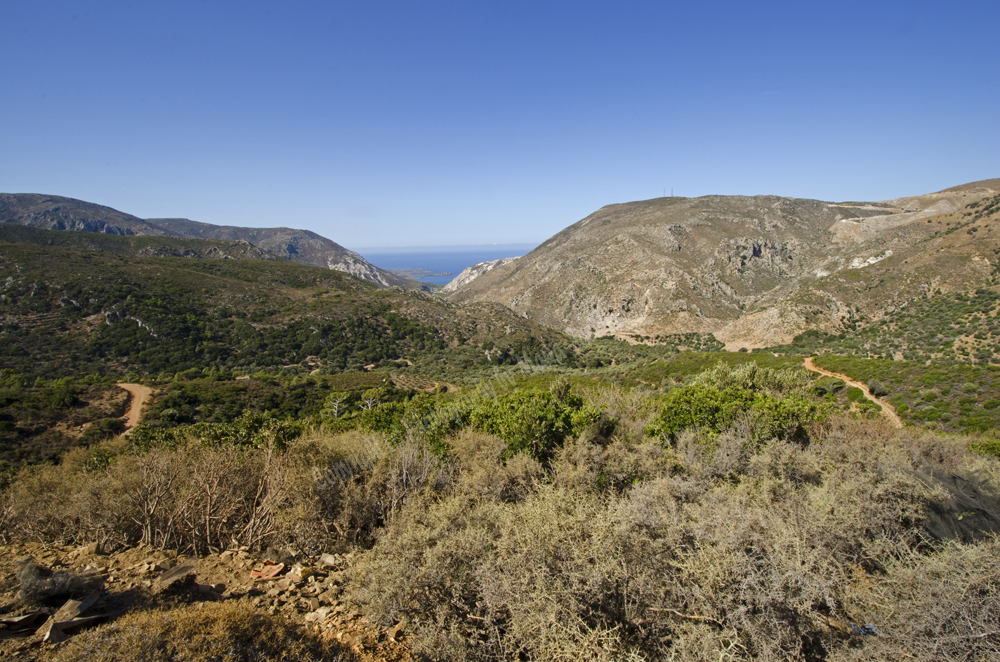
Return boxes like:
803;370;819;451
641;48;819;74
327;251;410;288
442;257;519;293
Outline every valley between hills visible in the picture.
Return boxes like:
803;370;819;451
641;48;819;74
2;181;1000;661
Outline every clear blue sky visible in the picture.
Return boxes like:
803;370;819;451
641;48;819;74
3;1;998;248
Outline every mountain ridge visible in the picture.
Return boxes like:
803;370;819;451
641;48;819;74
0;193;412;288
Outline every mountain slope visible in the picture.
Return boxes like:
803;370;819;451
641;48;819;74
0;223;279;261
448;179;1000;347
0;193;410;288
145;217;412;287
0;233;568;380
0;193;161;235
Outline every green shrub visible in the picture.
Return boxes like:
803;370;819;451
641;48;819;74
856;399;883;416
81;417;127;442
969;438;1000;458
812;377;845;396
358;401;409;440
644;385;824;442
129;411;304;451
692;360;811;395
467;390;600;463
868;379;890;397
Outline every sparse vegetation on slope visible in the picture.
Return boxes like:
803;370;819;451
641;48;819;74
812;355;1000;434
448;179;1000;349
0;371;126;469
767;287;1000;366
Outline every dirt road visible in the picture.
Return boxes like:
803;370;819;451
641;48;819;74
802;357;903;429
117;383;153;432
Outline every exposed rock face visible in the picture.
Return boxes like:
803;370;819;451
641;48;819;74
0;194;409;288
449;179;1000;347
327;251;410;288
442;257;519;293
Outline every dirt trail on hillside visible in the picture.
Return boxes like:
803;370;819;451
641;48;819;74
117;383;153;432
802;357;903;429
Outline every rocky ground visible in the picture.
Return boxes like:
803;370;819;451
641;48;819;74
0;542;413;661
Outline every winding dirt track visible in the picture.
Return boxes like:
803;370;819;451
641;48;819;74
802;357;903;429
117;383;153;432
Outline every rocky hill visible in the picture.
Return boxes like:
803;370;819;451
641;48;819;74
0;194;411;288
144;217;413;287
441;257;519;293
448;179;1000;348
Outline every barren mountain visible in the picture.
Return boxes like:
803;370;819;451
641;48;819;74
0;194;410;288
448;179;1000;348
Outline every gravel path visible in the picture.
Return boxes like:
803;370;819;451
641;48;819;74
116;383;153;431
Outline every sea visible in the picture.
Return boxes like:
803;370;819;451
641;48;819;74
354;244;538;287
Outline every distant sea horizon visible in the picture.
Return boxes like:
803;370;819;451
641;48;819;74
353;243;538;287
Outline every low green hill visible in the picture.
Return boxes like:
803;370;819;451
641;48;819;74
0;228;566;380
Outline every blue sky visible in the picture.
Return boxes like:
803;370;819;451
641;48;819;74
3;1;998;248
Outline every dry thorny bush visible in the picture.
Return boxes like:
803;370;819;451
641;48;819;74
0;427;453;557
3;392;1000;660
352;416;1000;661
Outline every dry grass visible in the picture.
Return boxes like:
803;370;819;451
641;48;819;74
48;599;347;662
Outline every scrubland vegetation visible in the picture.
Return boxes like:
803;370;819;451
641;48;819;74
769;288;1000;367
812;355;1000;434
0;234;567;382
3;363;999;661
4;224;1000;660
